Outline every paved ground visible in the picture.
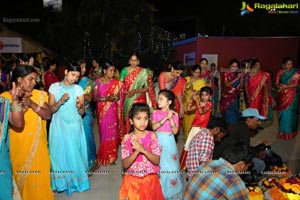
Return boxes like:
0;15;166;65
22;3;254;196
55;110;300;200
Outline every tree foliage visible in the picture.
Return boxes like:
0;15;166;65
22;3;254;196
38;0;177;69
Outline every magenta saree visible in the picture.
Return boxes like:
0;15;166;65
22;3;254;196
95;79;124;165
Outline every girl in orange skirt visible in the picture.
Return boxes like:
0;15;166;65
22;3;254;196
119;103;164;200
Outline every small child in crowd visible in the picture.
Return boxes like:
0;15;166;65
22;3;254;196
152;89;184;199
180;86;213;170
119;103;164;200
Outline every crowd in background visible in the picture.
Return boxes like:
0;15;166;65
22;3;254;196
0;52;299;199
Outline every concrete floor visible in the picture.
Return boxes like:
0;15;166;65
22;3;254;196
55;110;300;200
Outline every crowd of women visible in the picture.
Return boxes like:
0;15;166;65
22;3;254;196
0;52;298;199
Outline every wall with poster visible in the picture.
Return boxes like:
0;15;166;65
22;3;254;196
184;52;196;66
201;54;218;70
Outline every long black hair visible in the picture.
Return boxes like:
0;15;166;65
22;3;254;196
10;64;37;89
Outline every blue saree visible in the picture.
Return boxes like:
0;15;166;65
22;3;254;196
0;97;12;200
78;77;97;169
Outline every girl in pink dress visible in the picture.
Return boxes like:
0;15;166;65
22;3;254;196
119;103;164;200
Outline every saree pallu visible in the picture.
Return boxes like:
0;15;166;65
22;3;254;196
247;71;272;121
1;90;53;200
179;127;201;170
182;77;205;141
78;77;97;169
119;174;164;200
220;72;240;125
276;68;299;140
96;79;123;165
0;97;13;200
159;73;186;114
120;67;156;137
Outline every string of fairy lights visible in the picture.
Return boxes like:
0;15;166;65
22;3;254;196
83;29;178;63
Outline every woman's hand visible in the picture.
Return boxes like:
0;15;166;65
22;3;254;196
179;106;184;118
20;91;32;109
11;82;24;101
125;90;135;98
76;97;83;110
278;84;286;92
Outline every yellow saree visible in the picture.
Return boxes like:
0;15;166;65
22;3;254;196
182;77;205;141
1;89;53;200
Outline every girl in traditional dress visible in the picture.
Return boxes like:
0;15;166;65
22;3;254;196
119;103;164;200
49;64;90;196
152;89;184;199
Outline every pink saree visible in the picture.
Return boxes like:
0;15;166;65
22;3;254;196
96;79;124;165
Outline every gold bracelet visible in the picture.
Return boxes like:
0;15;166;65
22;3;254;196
11;103;23;112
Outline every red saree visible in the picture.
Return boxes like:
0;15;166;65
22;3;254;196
158;72;186;113
247;71;272;118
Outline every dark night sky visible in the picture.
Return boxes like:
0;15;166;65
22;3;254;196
150;0;300;37
1;0;300;37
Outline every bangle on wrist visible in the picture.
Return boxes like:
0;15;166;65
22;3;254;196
11;103;23;112
171;124;177;128
159;120;163;126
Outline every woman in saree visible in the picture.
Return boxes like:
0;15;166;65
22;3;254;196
158;61;186;120
182;64;205;141
1;65;53;200
244;59;272;122
199;58;213;88
220;59;242;125
78;60;97;170
275;57;299;140
120;52;156;137
0;82;25;200
94;62;123;165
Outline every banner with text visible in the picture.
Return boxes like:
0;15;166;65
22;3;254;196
0;37;22;53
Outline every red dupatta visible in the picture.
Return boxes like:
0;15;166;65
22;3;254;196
247;71;271;117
